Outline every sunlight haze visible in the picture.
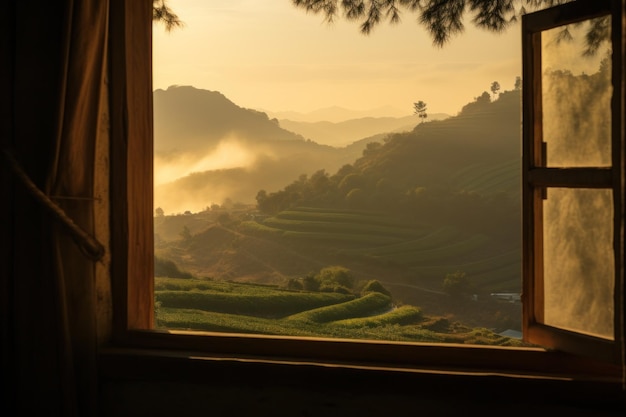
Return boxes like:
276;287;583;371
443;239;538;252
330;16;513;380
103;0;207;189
153;0;523;117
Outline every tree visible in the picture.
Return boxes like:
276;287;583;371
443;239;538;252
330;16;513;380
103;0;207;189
360;280;391;297
490;81;501;99
442;270;472;299
153;0;184;32
154;256;193;279
413;100;428;123
302;272;320;291
179;225;192;241
291;1;607;53
514;76;522;90
316;266;355;293
155;207;164;217
362;141;382;157
345;188;366;208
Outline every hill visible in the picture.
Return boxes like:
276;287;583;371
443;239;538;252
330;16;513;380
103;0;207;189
264;105;409;123
153;86;377;213
277;113;450;147
154;88;524;331
153;85;304;154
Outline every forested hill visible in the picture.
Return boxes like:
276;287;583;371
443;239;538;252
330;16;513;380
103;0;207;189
256;89;522;232
155;88;524;329
153;85;306;154
153;85;521;216
153;85;360;214
352;89;520;195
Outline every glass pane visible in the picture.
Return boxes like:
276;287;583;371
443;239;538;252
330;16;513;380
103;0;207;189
541;17;612;167
542;188;614;339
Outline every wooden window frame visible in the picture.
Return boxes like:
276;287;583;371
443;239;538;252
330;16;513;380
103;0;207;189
522;0;625;364
103;0;625;392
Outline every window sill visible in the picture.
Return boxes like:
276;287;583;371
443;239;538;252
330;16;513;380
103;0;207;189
102;329;624;392
98;345;626;414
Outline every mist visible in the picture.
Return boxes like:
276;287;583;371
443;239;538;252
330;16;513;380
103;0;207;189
154;137;257;187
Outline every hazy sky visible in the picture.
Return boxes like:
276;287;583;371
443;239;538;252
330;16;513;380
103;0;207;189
153;0;523;117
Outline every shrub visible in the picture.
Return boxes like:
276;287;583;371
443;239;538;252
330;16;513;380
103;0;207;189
360;280;391;297
154;256;193;279
286;278;303;291
319;283;352;294
442;270;472;298
302;273;320;291
316;266;355;290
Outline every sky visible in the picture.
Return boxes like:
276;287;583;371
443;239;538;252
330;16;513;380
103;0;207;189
152;0;523;117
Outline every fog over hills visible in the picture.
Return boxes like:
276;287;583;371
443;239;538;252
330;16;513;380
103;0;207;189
154;87;525;328
153;85;304;155
152;85;518;215
153;85;388;214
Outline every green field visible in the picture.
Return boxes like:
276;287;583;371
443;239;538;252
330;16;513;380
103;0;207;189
239;206;520;293
155;277;526;346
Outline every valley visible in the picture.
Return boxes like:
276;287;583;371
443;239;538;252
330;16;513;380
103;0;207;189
153;84;524;342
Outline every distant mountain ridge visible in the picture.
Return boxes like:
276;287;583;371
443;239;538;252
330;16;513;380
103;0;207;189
278;114;450;147
152;85;521;216
264;105;410;123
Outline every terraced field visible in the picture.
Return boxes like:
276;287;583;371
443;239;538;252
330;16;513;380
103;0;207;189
240;206;520;293
155;277;526;346
448;158;521;198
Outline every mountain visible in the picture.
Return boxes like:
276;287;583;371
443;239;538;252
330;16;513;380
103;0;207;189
153;85;304;155
260;89;522;211
154;89;524;330
264;105;410;123
153;86;380;214
278;114;450;147
153;85;519;222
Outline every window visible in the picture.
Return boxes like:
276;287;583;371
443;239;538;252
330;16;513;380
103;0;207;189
522;0;623;363
110;0;624;386
151;1;526;348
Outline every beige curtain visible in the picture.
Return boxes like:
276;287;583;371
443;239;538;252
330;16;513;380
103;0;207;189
3;1;110;415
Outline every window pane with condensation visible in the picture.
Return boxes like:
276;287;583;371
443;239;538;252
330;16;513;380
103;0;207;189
541;17;612;167
542;188;614;339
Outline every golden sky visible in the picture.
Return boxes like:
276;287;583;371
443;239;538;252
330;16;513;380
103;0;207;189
153;0;523;117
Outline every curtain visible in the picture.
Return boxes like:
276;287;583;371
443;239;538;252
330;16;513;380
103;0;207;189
3;1;110;416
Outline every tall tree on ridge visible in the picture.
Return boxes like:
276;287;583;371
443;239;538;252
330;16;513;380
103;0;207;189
490;81;501;99
413;101;428;123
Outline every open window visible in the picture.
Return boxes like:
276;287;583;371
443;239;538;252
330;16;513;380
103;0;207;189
522;0;624;363
108;0;624;385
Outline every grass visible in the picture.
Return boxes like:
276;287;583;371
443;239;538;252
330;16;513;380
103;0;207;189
377;234;491;265
156;277;353;317
449;158;520;196
154;277;526;346
330;305;423;328
284;292;392;323
281;230;405;246
235;206;520;295
262;216;424;238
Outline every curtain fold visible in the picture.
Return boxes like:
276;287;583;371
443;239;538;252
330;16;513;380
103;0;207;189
6;1;110;416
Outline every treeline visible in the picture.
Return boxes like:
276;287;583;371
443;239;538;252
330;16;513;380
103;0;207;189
256;172;519;238
256;89;523;240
